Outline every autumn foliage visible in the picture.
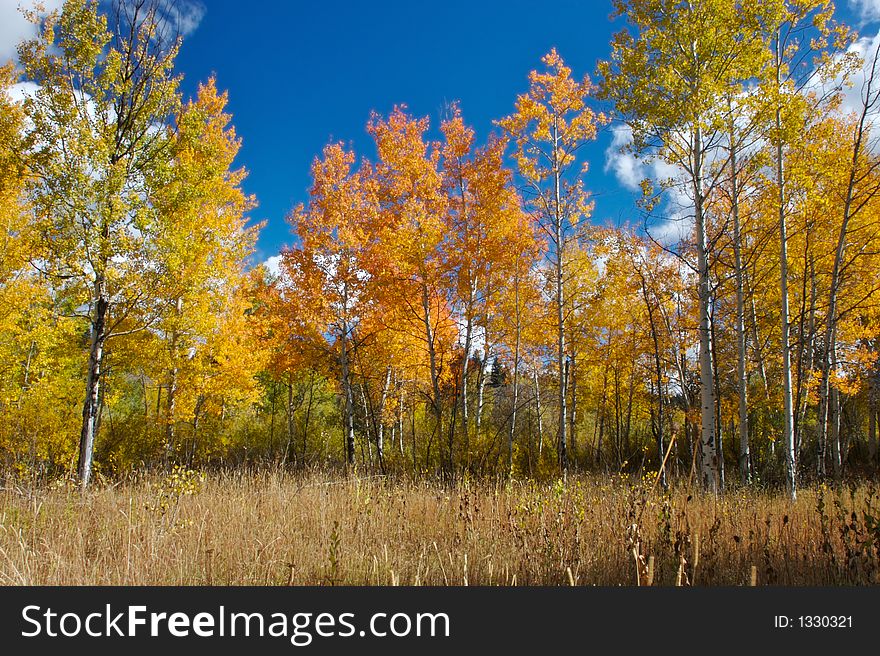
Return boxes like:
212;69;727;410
1;0;880;498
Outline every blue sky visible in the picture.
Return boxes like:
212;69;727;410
171;0;640;263
3;0;878;263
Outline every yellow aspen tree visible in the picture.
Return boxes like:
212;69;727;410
600;0;772;493
19;0;182;487
151;77;259;460
757;0;854;491
0;64;80;472
498;49;603;474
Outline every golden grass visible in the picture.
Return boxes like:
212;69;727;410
0;469;878;585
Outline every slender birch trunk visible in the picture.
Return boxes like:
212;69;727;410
359;385;372;468
774;36;797;499
693;124;718;493
869;406;877;465
552;119;568;474
869;346;879;465
637;261;665;488
710;299;725;490
508;271;522;475
302;370;315;464
420;279;444;472
454;288;475;462
533;366;544;458
78;278;108;490
340;304;356;468
475;329;490;437
569;351;578;469
827;338;842;477
165;296;184;464
817;48;879;480
397;377;405;457
729;116;750;485
745;271;770;399
285;372;295;465
596;361;608;468
376;365;392;469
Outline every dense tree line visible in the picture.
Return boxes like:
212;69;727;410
2;0;880;494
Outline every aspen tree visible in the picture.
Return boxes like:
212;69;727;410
19;0;182;488
601;0;771;492
498;50;602;474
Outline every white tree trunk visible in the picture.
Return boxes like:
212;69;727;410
508;272;522;475
77;281;108;490
730;124;750;485
553;129;568;473
694;125;718;493
774;40;797;498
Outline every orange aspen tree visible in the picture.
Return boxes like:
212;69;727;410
367;107;452;473
285;143;377;467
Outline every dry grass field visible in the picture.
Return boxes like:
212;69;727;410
1;469;878;586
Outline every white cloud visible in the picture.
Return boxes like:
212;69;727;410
0;1;204;67
604;122;689;188
645;169;695;246
8;80;40;103
838;29;880;117
850;0;880;25
605;123;697;246
604;124;645;191
593;252;608;277
649;213;694;246
263;254;282;279
0;1;64;64
156;0;206;37
803;26;880;151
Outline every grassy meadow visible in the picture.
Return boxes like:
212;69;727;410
1;469;878;586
